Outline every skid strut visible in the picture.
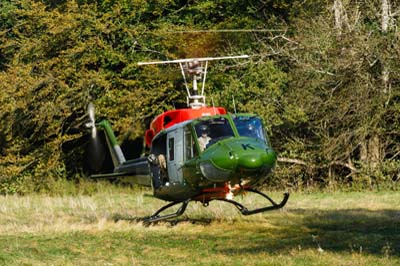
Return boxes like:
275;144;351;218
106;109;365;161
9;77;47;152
142;199;190;223
220;189;289;215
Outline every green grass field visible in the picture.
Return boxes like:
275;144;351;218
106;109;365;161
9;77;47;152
0;187;399;266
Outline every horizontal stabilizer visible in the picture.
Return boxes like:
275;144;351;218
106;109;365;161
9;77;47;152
91;157;151;187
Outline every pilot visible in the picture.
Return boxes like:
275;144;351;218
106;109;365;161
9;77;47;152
198;124;211;152
247;123;256;138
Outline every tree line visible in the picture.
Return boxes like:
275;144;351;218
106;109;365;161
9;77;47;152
0;0;399;193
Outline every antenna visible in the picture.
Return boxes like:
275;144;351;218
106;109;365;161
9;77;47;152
211;97;216;115
138;55;249;109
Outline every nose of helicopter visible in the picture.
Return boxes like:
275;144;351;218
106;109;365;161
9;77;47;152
237;152;267;169
199;137;276;183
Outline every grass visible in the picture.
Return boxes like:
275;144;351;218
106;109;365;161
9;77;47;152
0;187;399;265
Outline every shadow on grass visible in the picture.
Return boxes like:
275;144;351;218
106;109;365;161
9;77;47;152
112;213;144;223
109;206;399;257
111;213;213;226
217;208;400;257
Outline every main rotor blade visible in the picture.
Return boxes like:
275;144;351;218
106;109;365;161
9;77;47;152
138;55;249;66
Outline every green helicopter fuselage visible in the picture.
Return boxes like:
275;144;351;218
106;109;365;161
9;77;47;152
92;113;277;203
146;114;277;202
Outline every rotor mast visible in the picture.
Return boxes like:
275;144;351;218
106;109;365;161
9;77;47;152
138;55;249;109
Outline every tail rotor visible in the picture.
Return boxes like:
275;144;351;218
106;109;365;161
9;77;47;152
86;103;106;172
87;102;97;139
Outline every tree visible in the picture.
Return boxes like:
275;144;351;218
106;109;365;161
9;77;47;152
283;0;400;187
0;0;293;193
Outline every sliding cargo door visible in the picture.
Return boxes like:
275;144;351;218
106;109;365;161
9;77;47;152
167;128;183;183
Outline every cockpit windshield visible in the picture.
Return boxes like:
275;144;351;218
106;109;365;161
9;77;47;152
195;117;234;151
232;115;266;142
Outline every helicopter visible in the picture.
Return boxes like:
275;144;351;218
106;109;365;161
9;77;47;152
86;55;289;223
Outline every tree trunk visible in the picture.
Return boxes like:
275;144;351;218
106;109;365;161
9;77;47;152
360;136;382;169
381;0;390;32
368;135;382;169
333;0;344;34
381;0;391;94
359;0;393;170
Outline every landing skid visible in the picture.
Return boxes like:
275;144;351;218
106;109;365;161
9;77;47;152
142;199;190;224
141;189;289;224
219;189;289;215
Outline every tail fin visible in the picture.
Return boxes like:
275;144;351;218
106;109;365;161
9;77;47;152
97;120;126;168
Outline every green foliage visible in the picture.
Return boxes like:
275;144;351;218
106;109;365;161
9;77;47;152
0;0;399;193
281;0;400;188
0;0;289;193
214;60;291;131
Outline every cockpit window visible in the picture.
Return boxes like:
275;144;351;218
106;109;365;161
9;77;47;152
232;115;266;142
195;117;234;151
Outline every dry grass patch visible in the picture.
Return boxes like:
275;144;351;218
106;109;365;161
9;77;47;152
0;188;399;265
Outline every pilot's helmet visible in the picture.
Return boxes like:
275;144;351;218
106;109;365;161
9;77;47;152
199;124;209;135
247;123;255;131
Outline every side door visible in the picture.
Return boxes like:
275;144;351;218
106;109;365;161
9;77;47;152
167;128;184;183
